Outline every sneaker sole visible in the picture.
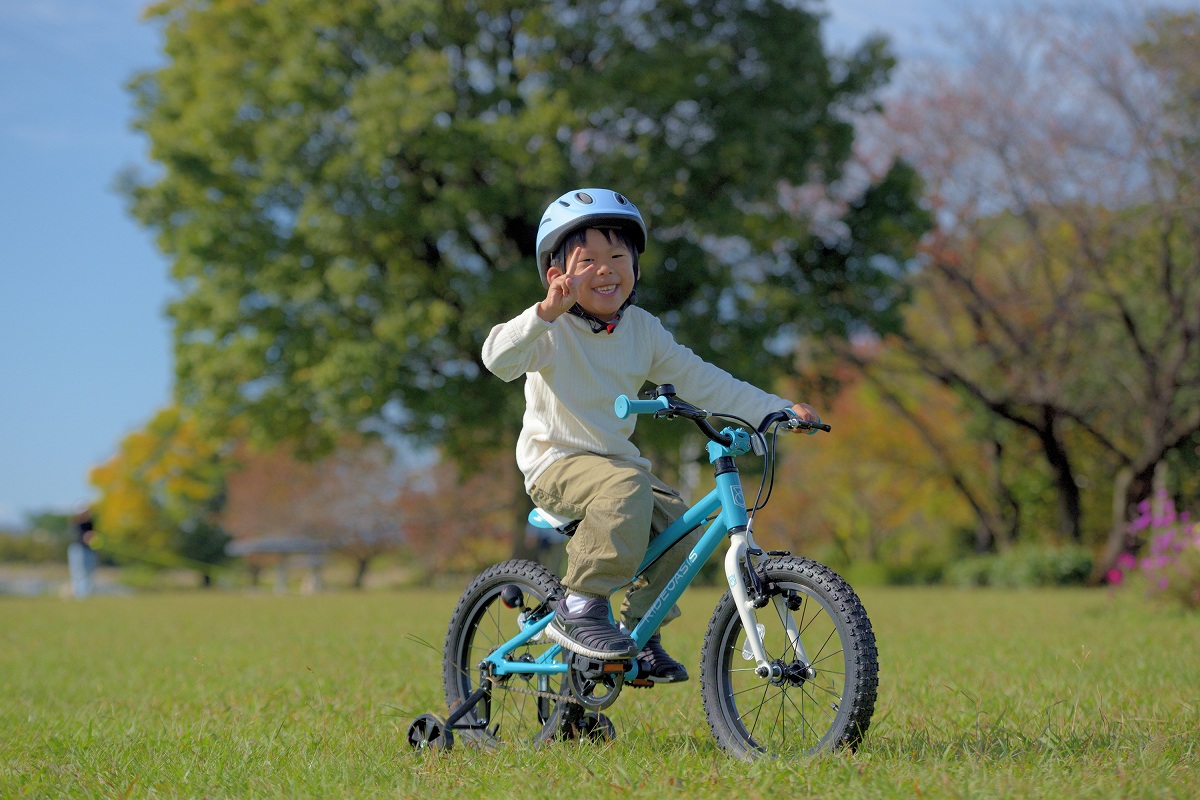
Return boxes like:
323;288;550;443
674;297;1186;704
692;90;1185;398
545;623;637;661
642;673;689;684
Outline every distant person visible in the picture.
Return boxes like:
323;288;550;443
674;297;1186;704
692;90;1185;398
67;509;98;598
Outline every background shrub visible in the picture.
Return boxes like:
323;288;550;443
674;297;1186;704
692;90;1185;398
945;545;1094;589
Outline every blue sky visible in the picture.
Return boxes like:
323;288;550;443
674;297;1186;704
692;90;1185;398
0;0;979;528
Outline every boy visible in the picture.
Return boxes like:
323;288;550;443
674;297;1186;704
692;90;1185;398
482;188;820;681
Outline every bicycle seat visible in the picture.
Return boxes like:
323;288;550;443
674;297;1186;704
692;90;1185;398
527;507;579;535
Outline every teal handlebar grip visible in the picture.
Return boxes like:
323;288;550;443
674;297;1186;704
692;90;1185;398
614;395;670;419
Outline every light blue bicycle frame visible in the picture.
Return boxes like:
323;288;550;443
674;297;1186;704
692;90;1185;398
482;422;780;682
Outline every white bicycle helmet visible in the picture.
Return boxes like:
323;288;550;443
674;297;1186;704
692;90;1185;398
535;188;647;287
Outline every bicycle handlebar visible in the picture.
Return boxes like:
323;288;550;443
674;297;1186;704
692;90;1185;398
615;393;734;446
613;395;670;418
614;389;830;447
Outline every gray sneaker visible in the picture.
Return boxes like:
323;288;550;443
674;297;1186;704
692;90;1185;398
636;632;689;683
546;596;637;660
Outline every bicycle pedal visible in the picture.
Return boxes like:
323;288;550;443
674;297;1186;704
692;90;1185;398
569;654;633;675
627;678;655;688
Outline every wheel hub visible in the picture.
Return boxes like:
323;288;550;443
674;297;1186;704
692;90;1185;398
765;659;814;687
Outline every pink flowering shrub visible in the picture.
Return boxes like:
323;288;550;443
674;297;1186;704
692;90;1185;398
1115;493;1200;609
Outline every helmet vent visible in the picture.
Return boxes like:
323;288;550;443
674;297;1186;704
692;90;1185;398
557;201;570;207
614;193;628;205
574;191;594;204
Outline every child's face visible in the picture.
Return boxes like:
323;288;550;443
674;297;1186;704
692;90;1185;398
562;228;636;320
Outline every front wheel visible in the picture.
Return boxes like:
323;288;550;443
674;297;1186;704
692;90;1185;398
700;557;878;759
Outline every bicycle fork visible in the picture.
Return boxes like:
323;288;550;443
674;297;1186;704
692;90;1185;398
724;531;810;680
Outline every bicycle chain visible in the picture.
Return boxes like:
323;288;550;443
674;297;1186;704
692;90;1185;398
484;674;582;706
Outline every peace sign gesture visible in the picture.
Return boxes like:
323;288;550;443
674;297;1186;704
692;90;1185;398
537;253;597;322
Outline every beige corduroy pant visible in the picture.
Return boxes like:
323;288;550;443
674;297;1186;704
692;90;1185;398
530;453;701;627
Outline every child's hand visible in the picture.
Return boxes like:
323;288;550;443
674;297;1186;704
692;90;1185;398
787;402;822;434
537;258;597;322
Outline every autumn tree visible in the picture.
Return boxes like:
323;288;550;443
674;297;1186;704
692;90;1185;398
397;450;526;576
872;5;1200;571
759;352;979;581
123;0;928;554
89;405;231;581
220;438;407;588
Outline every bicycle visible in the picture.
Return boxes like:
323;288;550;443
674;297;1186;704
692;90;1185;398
407;384;878;759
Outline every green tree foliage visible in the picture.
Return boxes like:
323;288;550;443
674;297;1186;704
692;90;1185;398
88;405;231;575
23;511;73;544
123;0;927;468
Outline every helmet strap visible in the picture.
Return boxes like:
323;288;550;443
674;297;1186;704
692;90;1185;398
567;288;638;334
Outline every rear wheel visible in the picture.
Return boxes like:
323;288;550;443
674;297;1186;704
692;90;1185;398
442;559;569;746
700;557;878;759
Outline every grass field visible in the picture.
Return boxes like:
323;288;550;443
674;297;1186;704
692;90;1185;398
2;582;1197;799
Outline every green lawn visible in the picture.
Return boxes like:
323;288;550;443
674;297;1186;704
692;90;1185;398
2;584;1197;798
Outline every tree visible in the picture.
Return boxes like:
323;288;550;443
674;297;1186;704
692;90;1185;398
124;0;928;552
301;442;408;587
24;511;73;545
758;352;979;581
396;450;525;575
220;438;407;588
88;405;231;582
875;5;1200;570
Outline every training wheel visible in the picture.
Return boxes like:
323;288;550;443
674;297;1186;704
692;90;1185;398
407;713;454;752
568;712;617;743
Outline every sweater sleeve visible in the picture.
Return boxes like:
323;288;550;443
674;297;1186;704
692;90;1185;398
645;315;793;422
482;304;556;382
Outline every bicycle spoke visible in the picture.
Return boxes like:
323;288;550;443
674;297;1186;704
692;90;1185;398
738;683;781;729
810;626;838;665
784;685;822;742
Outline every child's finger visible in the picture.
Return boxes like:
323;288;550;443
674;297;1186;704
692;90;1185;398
565;245;588;274
569;263;598;283
553;274;576;306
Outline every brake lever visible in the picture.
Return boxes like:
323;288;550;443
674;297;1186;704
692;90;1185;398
785;419;832;434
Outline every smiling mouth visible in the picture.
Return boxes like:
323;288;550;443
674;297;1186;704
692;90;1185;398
593;284;620;296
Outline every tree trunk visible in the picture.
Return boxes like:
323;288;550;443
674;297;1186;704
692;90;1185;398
1089;462;1162;585
979;437;1020;552
1037;406;1083;543
851;358;1022;554
1090;466;1134;585
352;556;370;589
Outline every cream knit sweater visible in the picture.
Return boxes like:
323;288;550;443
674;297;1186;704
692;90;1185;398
483;304;793;492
